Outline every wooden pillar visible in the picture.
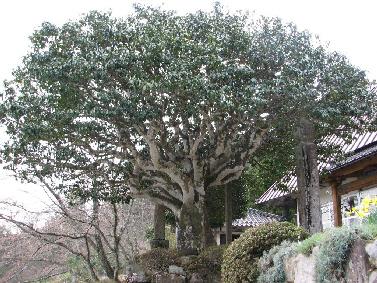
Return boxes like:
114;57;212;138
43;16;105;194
225;184;233;244
295;118;323;234
331;182;342;227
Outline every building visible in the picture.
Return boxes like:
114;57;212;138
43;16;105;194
214;208;282;245
256;132;377;229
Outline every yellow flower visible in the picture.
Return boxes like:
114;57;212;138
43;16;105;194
356;211;366;218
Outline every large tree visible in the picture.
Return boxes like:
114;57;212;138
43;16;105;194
0;5;374;253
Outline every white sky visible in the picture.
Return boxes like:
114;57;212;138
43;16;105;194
1;0;377;211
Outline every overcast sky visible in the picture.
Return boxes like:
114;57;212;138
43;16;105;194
1;0;377;210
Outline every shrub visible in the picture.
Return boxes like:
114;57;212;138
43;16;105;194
221;222;308;283
257;241;297;283
145;226;154;241
183;245;227;280
360;223;377;240
296;232;324;255
315;227;358;283
136;248;181;274
366;210;377;225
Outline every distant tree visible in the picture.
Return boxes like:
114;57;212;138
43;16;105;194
206;179;248;228
0;185;152;282
1;4;375;253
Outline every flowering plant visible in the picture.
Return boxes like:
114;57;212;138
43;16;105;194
346;196;377;218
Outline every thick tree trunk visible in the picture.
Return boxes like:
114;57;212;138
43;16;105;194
176;193;204;255
295;118;323;234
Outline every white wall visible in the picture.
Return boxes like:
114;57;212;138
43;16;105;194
319;183;377;229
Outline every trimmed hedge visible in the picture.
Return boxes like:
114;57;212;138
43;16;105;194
183;245;227;281
221;222;308;283
136;248;181;274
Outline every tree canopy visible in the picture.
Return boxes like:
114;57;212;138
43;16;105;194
1;4;375;252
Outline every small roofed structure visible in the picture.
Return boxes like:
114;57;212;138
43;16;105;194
214;208;282;245
232;208;282;228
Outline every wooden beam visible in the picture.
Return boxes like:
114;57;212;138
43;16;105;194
331;154;377;178
338;174;377;196
331;182;342;227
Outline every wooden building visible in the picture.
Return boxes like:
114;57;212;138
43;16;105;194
256;132;377;229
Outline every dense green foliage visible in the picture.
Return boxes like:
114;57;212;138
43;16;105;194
0;4;374;207
296;232;324;255
221;222;308;283
136;248;181;275
366;210;377;225
257;241;297;283
206;179;248;228
183;245;227;281
0;4;375;253
242;144;296;207
315;227;357;283
356;211;377;240
360;223;377;240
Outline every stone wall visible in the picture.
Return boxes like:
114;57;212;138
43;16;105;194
284;239;377;283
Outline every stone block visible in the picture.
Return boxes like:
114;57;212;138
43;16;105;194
189;273;204;283
346;239;369;283
369;270;377;283
284;253;315;283
366;240;377;268
168;265;185;276
154;273;185;283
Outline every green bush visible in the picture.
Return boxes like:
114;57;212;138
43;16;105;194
257;241;297;283
366;210;377;225
315;227;358;283
221;222;308;283
136;248;181;274
296;232;324;255
145;226;154;241
360;223;377;240
183;245;227;280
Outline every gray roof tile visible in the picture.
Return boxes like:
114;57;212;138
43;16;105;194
232;208;282;227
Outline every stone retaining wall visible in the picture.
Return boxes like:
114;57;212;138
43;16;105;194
284;239;377;283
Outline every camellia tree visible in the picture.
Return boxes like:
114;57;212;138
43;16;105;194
0;5;375;253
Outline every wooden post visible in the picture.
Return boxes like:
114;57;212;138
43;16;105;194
150;204;169;248
225;184;233;244
296;118;323;234
331;182;342;227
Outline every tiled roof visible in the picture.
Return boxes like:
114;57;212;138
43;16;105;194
330;141;377;171
232;208;282;228
256;132;377;204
